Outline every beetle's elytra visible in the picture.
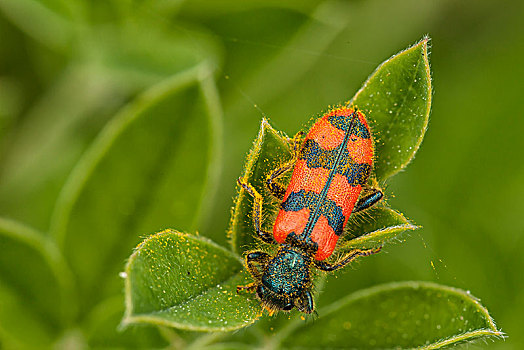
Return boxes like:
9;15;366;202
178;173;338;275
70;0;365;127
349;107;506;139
238;106;383;314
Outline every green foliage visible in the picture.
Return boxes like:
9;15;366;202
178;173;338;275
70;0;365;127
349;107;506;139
120;38;501;348
281;282;501;349
0;0;516;348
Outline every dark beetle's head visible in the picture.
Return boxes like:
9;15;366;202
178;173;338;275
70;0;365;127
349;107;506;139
256;247;314;314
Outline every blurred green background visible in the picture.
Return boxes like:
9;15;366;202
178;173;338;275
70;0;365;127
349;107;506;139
0;0;522;348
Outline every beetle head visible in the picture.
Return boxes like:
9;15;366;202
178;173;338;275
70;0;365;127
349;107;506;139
256;247;314;314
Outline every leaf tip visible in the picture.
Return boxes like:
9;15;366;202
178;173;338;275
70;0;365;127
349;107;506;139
412;34;431;52
261;117;271;127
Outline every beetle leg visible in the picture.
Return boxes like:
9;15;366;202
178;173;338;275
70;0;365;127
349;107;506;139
236;282;257;293
245;251;271;278
265;161;294;200
352;188;384;213
266;131;304;200
237;178;274;243
237;251;271;293
314;246;382;272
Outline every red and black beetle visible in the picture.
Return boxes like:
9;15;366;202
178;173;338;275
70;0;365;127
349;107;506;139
238;107;383;314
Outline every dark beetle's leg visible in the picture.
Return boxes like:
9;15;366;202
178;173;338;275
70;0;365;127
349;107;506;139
265;161;294;200
237;179;274;244
245;251;271;278
236;282;256;293
266;131;304;200
352;189;383;213
314;246;382;272
237;251;271;293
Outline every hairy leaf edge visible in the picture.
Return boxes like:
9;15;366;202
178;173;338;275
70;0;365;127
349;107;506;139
275;281;503;348
342;222;420;250
227;118;289;254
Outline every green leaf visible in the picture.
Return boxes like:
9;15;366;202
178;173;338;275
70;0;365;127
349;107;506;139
50;63;223;313
228;119;292;255
123;230;260;331
0;218;74;347
279;281;502;349
351;37;432;182
339;205;419;250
